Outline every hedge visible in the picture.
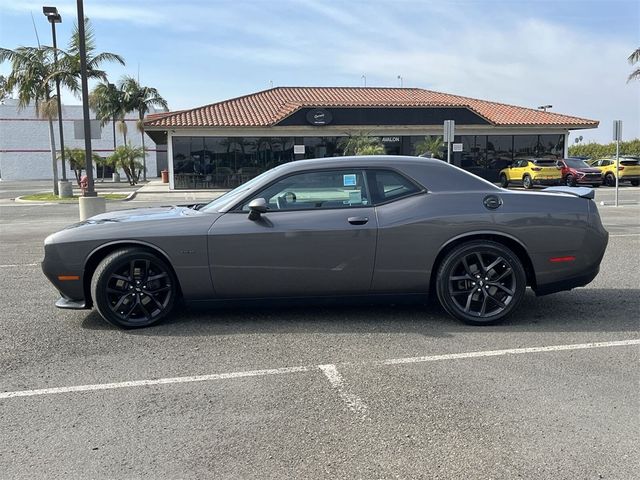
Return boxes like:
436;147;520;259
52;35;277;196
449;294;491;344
568;138;640;159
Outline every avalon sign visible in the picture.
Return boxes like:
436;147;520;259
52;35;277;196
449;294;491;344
306;108;333;126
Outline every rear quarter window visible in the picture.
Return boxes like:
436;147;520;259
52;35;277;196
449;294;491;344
366;169;422;204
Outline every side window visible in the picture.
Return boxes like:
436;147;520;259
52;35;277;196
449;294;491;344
367;169;421;204
242;170;369;211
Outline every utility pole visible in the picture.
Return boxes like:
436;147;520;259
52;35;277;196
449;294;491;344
76;0;105;219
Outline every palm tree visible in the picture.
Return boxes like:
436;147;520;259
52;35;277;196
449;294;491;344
338;131;385;156
89;81;127;149
0;74;9;101
58;147;102;186
0;46;78;194
108;144;145;185
628;47;640;82
414;135;444;159
120;76;168;181
67;17;125;81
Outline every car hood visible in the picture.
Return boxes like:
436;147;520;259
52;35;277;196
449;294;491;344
72;206;202;226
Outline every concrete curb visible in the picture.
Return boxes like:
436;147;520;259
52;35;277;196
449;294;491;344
14;192;135;204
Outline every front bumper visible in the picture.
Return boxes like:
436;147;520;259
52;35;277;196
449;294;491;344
575;176;603;185
55;297;88;309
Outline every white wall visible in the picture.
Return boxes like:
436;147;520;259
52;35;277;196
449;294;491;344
0;100;161;181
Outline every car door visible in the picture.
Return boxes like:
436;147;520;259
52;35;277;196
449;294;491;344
207;169;378;298
512;160;527;182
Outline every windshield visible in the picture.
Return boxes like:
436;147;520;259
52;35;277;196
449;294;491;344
564;158;591;168
199;166;283;213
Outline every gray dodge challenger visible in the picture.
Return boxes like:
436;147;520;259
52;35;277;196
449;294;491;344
43;156;609;328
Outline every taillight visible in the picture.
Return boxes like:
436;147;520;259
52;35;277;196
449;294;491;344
531;167;541;171
618;166;624;171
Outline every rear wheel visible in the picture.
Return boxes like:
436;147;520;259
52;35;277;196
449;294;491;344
499;173;509;188
605;173;616;187
631;179;639;186
91;248;178;328
522;175;533;189
436;241;526;325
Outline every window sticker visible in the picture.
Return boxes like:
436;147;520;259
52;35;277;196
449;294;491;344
348;190;362;204
343;174;357;187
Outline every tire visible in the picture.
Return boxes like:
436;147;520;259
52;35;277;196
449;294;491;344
435;240;527;325
566;174;576;187
592;184;600;188
522;175;533;189
605;173;616;187
499;173;509;188
631;180;639;187
91;248;178;328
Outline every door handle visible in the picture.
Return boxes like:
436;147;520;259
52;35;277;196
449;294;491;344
348;216;369;225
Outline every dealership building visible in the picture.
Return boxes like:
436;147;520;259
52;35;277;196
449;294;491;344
143;87;598;189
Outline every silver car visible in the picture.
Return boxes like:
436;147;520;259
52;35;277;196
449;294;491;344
43;156;609;328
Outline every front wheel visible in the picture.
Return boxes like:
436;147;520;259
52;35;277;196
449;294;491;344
523;175;533;189
435;241;527;325
566;174;576;187
91;248;178;328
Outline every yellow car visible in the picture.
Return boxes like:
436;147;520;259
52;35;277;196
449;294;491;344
588;157;640;186
499;158;563;189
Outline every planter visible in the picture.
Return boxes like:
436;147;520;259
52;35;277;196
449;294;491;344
112;172;121;183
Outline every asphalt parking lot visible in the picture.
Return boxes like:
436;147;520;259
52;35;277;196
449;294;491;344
0;182;638;479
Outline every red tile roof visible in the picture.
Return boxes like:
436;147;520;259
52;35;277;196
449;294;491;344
144;87;598;129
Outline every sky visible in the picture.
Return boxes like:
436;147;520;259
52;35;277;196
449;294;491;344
1;0;638;143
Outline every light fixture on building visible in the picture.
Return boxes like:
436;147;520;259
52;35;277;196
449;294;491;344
538;105;553;112
397;75;403;88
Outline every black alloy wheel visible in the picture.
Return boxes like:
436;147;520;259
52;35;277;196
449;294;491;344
605;173;616;187
436;241;526;325
522;175;533;189
499;173;509;188
566;174;576;187
91;248;177;328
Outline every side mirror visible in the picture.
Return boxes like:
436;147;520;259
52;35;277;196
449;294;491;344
248;198;268;221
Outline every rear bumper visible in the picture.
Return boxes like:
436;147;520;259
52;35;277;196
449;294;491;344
534;264;600;296
532;178;562;186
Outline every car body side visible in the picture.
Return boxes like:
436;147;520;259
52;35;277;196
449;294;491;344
42;157;608;308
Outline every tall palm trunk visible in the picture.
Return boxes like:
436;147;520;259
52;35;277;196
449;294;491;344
47;117;59;195
140;114;147;181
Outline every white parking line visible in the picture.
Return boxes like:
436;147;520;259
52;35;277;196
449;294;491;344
609;233;640;237
0;263;39;268
0;365;311;399
0;339;637;401
375;339;640;366
319;364;368;419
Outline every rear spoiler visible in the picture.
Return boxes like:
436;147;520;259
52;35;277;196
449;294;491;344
542;186;595;199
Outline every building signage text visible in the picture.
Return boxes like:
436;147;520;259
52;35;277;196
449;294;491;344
306;108;333;126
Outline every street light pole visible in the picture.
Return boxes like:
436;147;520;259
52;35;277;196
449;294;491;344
43;6;72;197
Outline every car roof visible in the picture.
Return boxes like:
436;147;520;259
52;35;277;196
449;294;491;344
278;155;444;171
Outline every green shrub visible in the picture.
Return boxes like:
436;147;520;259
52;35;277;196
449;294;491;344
568;138;640;159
